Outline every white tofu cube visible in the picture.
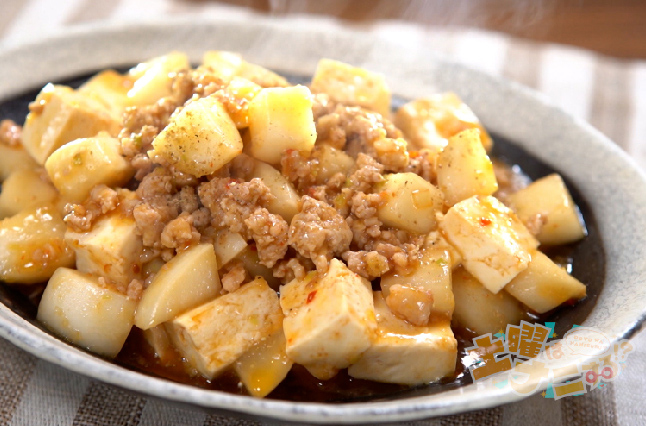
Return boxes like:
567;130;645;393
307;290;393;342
22;84;121;164
348;292;457;384
279;259;377;380
439;195;538;293
65;213;142;286
167;277;282;379
37;267;137;358
504;251;586;314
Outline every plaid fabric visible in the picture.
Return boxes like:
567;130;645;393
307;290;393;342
1;1;645;425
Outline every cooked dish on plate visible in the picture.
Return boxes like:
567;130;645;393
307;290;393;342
0;51;588;399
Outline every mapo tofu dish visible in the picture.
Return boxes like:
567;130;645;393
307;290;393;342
0;52;588;398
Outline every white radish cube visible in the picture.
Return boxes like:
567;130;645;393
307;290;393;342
37;267;136;358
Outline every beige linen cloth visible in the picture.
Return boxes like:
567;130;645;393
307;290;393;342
0;1;645;425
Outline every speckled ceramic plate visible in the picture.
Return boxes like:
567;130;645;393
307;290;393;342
1;17;645;424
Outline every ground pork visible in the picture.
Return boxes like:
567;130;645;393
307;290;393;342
288;196;353;271
199;177;288;267
198;177;274;234
0;120;22;147
343;241;421;278
160;213;200;249
220;259;248;293
315;104;403;156
133;167;202;250
273;255;313;283
404;149;436;183
64;185;121;232
244;208;289;267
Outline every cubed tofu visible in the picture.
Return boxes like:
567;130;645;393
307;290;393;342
127;51;189;107
504;251;586;314
348;292;457;384
0;169;58;219
509;174;587;246
452;267;525;335
310;59;391;117
135;244;221;330
65;213;142;286
440;195;538;293
394;93;493;151
45;137;134;203
37;267;136;357
251;161;299;222
148;96;242;177
0;143;39;181
280;259;377;380
377;172;444;234
0;205;74;283
436;129;498;207
167;277;283;379
247;85;317;164
235;329;293;397
381;246;454;323
22;84;121;164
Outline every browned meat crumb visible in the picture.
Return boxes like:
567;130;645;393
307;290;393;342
316;104;403;156
244;208;289;268
404;149;436;183
288;196;353;271
0;119;22;147
64;185;120;232
273;256;313;283
344;250;390;279
198;177;274;235
160;213;200;249
385;284;434;326
220;259;248;293
523;213;547;237
127;279;144;301
346;153;384;193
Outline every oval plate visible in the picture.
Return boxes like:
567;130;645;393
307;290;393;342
1;17;646;424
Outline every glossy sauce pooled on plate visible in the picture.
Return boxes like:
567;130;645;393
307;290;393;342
0;51;589;400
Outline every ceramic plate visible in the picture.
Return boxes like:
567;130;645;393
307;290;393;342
1;17;645;424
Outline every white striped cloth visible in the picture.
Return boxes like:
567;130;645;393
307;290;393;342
0;1;645;425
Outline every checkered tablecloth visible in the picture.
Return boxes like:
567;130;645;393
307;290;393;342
0;1;645;425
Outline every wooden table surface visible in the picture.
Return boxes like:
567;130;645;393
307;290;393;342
215;0;646;60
